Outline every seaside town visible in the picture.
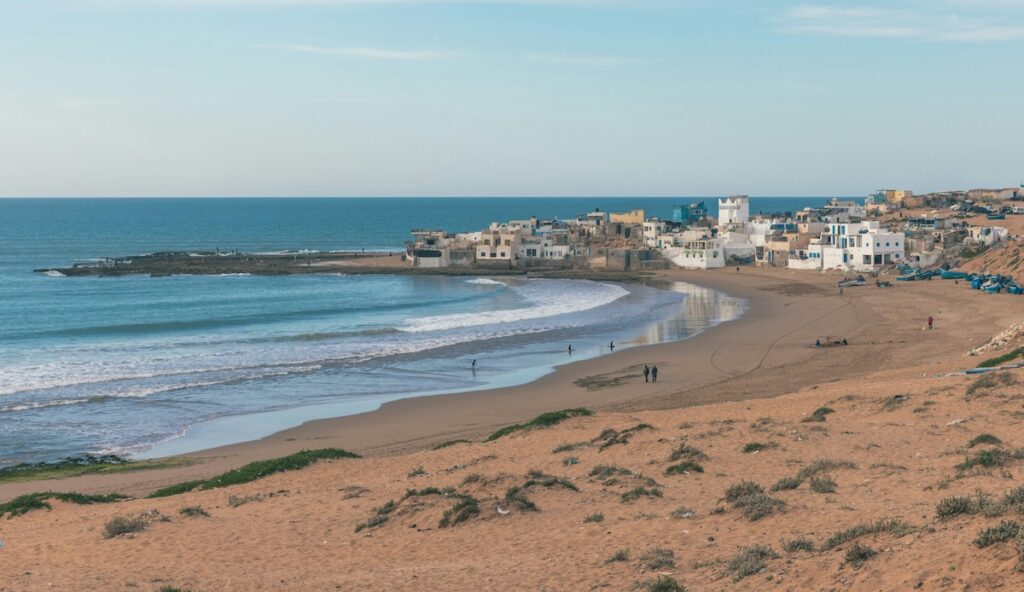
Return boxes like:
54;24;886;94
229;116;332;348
407;185;1024;278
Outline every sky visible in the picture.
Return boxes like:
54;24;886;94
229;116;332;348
0;0;1022;197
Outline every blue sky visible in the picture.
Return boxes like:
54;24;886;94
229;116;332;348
1;0;1022;197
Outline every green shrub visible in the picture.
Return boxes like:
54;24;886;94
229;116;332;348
149;449;359;498
523;470;578;491
821;519;913;550
1003;486;1024;509
844;542;877;566
439;495;480;527
640;547;676;570
178;506;209;518
742;442;774;453
737;494;786;521
505;487;538;512
596;423;653;451
669;444;706;462
636;576;685;592
794;459;856;481
433;439;471;450
0;491;130;519
665;461;704;475
979;347;1024;368
583;512;604;523
966;373;1016;397
957;449;1007;471
606;548;630;563
974;520;1020;548
354;500;396;533
936;496;979;519
967;434;1003;448
621;487;663;503
103;515;147;538
727;545;777;580
149;480;205;498
589;464;633;480
802;407;835;422
809;474;837;494
770;477;802;492
724;481;763;503
484;408;594;442
781;538;814;552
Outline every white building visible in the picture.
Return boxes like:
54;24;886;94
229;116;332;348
968;225;1008;246
664;238;726;269
719;195;750;226
788;221;904;271
643;220;669;248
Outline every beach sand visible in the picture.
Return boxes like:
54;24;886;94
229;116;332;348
2;267;1023;591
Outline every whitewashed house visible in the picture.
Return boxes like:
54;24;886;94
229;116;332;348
718;195;750;226
788;221;904;271
664;238;726;269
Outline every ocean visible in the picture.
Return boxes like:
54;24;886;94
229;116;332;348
0;197;831;464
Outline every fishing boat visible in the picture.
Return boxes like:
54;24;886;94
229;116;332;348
940;269;969;280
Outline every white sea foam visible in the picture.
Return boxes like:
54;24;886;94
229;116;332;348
402;279;628;333
43;270;66;277
0;365;324;413
465;278;507;286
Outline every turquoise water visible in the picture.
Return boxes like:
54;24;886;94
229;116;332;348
0;198;824;464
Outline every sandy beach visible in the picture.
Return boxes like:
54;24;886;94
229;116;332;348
0;267;1011;500
3;267;1024;591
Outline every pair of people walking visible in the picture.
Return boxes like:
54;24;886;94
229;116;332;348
643;364;658;383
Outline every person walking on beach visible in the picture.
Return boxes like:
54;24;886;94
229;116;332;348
471;359;477;369
651;365;659;383
609;341;615;351
736;266;740;274
928;316;933;330
568;344;574;354
643;365;650;383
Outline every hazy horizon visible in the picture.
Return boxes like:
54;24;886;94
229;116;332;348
3;0;1023;197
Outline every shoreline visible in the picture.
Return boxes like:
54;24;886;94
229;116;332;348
136;277;745;459
0;267;827;499
2;265;1011;501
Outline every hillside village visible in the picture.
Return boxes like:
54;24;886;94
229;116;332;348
406;186;1024;274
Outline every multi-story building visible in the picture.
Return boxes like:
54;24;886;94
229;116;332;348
718;195;750;226
476;229;521;263
789;221;904;271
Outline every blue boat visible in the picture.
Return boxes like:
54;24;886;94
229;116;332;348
984;282;1002;294
940;270;969;280
972;277;985;289
987;213;1006;220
